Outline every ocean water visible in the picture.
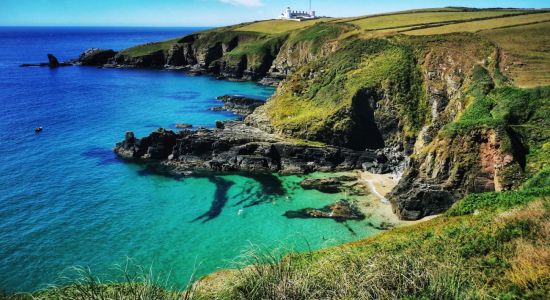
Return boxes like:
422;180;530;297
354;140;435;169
0;27;380;292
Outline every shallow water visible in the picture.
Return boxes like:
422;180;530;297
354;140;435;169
0;27;381;292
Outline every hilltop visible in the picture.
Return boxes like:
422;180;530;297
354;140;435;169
10;7;550;299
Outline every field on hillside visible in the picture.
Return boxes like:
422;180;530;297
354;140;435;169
405;12;550;35
235;18;331;34
481;22;550;87
345;10;527;31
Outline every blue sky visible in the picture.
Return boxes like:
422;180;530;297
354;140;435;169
0;0;548;26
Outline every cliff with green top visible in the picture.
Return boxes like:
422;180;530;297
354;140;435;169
20;7;548;299
79;7;550;220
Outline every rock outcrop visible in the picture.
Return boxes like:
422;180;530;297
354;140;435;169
114;121;378;175
214;95;265;116
47;54;60;68
283;200;365;222
390;128;523;220
77;48;118;66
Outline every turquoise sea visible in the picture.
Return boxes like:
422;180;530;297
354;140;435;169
0;27;380;292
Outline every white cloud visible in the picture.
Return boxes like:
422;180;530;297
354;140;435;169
220;0;264;7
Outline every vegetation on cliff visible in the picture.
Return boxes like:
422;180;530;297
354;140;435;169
265;37;427;149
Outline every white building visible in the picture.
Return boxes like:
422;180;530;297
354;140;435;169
278;6;317;21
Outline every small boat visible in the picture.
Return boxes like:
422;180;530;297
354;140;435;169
34;127;43;133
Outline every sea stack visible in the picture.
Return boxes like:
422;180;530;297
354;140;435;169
47;54;60;68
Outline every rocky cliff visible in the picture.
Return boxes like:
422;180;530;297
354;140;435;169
108;22;549;220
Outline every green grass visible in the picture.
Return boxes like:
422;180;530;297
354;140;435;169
347;10;527;31
447;168;550;216
285;23;352;54
444;85;549;135
235;18;331;34
405;12;550;35
225;34;287;69
3;262;196;300
120;38;180;57
481;21;550;88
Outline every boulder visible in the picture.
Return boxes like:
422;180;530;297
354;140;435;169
114;128;178;160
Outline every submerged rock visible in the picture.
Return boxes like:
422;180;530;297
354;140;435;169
283;200;365;222
299;176;357;194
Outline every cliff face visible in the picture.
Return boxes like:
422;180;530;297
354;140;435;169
102;23;351;83
248;33;547;220
107;23;549;221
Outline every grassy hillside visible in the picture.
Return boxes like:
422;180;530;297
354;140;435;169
405;12;550;35
119;38;180;57
235;18;331;34
117;8;550;88
481;22;550;87
345;10;527;31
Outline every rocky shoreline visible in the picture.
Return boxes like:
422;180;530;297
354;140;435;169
114;121;382;175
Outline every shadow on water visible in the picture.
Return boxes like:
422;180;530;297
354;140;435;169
118;161;289;223
82;147;121;166
233;173;286;208
192;176;234;223
193;173;286;223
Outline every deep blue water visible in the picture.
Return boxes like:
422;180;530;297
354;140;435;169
0;27;380;292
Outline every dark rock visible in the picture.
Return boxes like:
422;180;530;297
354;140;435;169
114;128;178;160
21;54;72;68
47;54;59;68
78;48;117;66
114;121;377;174
215;95;265;116
112;49;166;68
283;200;365;222
390;183;456;220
